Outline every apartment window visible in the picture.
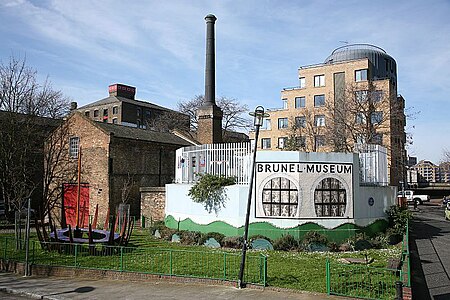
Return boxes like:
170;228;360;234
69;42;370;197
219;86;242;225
93;110;99;117
355;90;368;102
137;108;141;117
314;177;347;217
295;116;306;128
69;137;79;158
84;111;90;117
372;90;383;102
278;137;287;149
278;118;288;129
356;112;366;124
314;75;325;87
112;118;118;124
371;111;383;124
112;106;119;114
372;133;383;145
145;109;151;118
136;120;141;128
355;69;368;82
295;136;306;148
282;98;288;109
261;138;271;149
314;115;325;127
261;119;271;130
299;77;306;88
315;135;325;149
295;97;305;108
314;94;325;107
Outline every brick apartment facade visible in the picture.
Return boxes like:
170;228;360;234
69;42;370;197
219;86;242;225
251;44;406;186
48;112;192;226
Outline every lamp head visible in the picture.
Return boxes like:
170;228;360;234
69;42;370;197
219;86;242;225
249;105;269;127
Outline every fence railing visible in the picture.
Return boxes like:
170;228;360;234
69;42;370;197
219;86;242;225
175;142;388;186
175;142;253;184
0;237;267;286
326;221;410;299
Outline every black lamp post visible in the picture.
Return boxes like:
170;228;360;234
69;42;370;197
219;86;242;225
238;105;269;288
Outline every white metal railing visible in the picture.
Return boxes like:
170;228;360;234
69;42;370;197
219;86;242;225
355;144;389;186
175;142;388;186
175;142;253;184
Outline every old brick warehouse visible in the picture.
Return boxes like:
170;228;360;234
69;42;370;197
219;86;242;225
48;112;192;227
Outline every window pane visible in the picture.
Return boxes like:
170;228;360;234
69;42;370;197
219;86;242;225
278;118;288;129
299;77;305;88
355;69;368;81
282;98;288;109
295;97;305;108
295;116;306;128
314;95;325;106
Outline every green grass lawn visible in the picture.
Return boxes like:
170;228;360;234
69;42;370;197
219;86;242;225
0;228;402;296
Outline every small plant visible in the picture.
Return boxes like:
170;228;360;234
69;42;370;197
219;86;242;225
222;236;244;249
188;174;236;215
385;205;412;235
301;231;328;247
273;234;299;251
180;230;202;245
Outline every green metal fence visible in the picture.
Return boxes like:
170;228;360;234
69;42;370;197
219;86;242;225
326;221;410;299
0;237;267;286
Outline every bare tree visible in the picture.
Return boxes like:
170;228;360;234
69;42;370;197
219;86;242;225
0;55;70;240
177;95;252;140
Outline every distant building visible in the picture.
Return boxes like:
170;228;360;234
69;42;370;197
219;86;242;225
410;160;447;183
77;83;189;132
250;44;406;186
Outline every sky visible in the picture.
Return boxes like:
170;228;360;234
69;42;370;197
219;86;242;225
1;0;449;163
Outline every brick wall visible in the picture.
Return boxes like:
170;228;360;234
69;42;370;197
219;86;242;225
140;187;166;223
49;113;110;226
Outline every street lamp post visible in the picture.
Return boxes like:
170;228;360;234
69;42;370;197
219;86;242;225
238;106;269;288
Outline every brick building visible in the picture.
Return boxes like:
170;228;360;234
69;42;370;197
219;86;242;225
48;112;192;226
250;44;406;186
78;83;189;131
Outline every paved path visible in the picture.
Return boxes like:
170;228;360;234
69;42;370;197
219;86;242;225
410;203;450;300
0;272;345;300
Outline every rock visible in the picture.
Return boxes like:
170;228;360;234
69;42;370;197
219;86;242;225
251;239;274;250
171;234;180;243
204;237;220;248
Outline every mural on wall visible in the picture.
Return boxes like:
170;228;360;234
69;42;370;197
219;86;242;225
255;162;353;219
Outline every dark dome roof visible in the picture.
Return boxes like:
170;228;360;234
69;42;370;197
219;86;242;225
324;44;397;79
325;44;391;62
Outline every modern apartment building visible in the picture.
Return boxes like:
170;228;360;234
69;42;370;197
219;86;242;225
252;44;406;186
78;83;189;131
410;160;450;183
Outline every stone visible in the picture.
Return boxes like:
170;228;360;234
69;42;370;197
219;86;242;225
251;239;274;250
306;243;329;252
171;234;180;243
154;229;161;239
204;237;220;248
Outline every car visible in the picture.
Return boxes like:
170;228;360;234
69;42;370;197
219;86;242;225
397;190;430;206
445;202;450;220
442;195;450;207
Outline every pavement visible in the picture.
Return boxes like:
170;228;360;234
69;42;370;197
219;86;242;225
409;200;450;300
0;272;345;300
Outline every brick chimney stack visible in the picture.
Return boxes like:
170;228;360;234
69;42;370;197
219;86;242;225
197;14;223;144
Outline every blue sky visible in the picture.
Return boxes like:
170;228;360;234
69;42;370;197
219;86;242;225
1;0;449;163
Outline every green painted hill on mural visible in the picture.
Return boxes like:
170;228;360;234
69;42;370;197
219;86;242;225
165;215;387;243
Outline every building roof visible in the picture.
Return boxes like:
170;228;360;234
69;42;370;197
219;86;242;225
92;118;192;146
78;95;175;113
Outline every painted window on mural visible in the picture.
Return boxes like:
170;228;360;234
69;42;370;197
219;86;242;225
314;177;346;217
262;177;298;217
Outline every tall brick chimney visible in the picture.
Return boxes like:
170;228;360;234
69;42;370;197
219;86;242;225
197;14;223;144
